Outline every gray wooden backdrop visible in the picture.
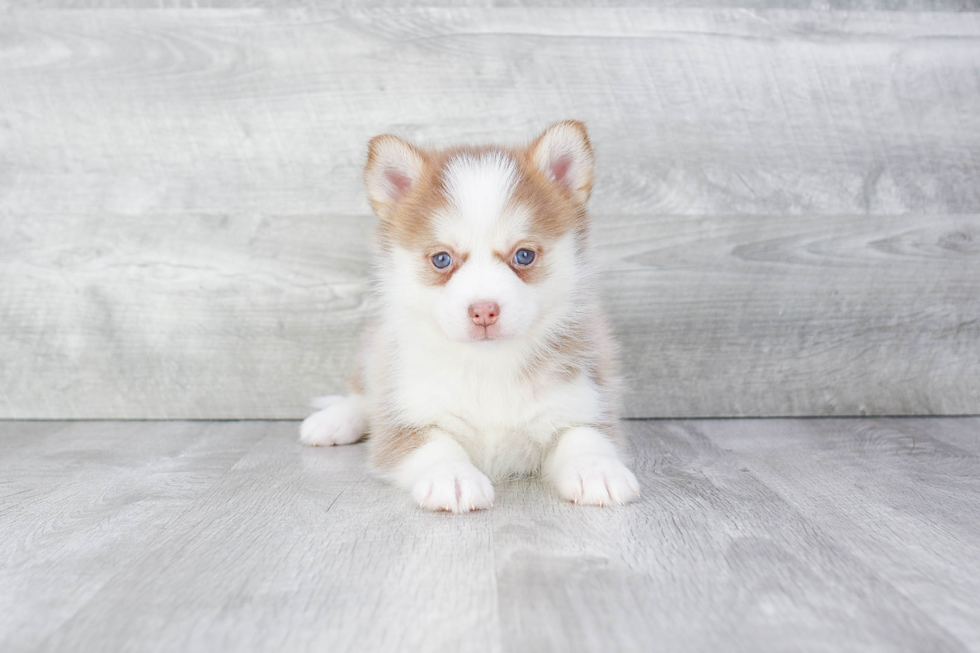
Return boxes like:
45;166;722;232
1;1;978;419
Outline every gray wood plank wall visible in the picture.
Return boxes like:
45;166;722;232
1;3;978;418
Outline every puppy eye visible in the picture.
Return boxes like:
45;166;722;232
513;248;535;266
431;252;453;269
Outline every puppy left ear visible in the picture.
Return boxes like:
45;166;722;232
528;120;594;205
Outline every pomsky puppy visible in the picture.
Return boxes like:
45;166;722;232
300;121;639;512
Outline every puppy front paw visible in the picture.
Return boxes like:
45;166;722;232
299;396;365;446
555;456;639;506
411;462;495;513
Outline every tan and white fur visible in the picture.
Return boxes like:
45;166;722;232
300;121;639;513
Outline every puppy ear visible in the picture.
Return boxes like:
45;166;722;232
528;120;594;205
364;134;427;218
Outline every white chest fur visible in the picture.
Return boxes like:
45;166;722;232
387;331;602;479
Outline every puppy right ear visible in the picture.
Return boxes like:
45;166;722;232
528;120;594;205
364;134;427;219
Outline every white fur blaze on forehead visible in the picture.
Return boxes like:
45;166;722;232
364;134;426;219
530;120;594;205
442;152;519;232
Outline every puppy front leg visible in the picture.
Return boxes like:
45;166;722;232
391;432;494;513
544;426;640;506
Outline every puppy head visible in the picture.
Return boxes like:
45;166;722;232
365;121;595;343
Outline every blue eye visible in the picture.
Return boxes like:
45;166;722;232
513;248;535;266
431;252;453;269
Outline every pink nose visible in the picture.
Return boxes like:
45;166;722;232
468;302;500;327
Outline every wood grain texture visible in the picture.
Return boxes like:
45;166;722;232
2;8;979;217
2;418;979;652
1;6;979;418
4;1;979;12
9;421;499;653
3;211;977;418
700;417;980;649
0;420;269;652
0;213;374;418
496;419;979;652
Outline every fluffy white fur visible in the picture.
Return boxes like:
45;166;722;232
300;122;639;513
544;426;639;505
299;394;366;447
396;436;495;512
429;154;539;342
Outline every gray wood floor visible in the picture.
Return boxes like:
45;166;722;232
2;418;978;652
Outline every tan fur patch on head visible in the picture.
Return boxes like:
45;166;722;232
366;129;594;285
491;239;545;284
373;146;503;247
509;164;586;240
375;154;446;252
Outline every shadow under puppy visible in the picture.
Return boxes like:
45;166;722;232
300;121;639;512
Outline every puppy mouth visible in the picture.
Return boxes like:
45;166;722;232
467;325;506;342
